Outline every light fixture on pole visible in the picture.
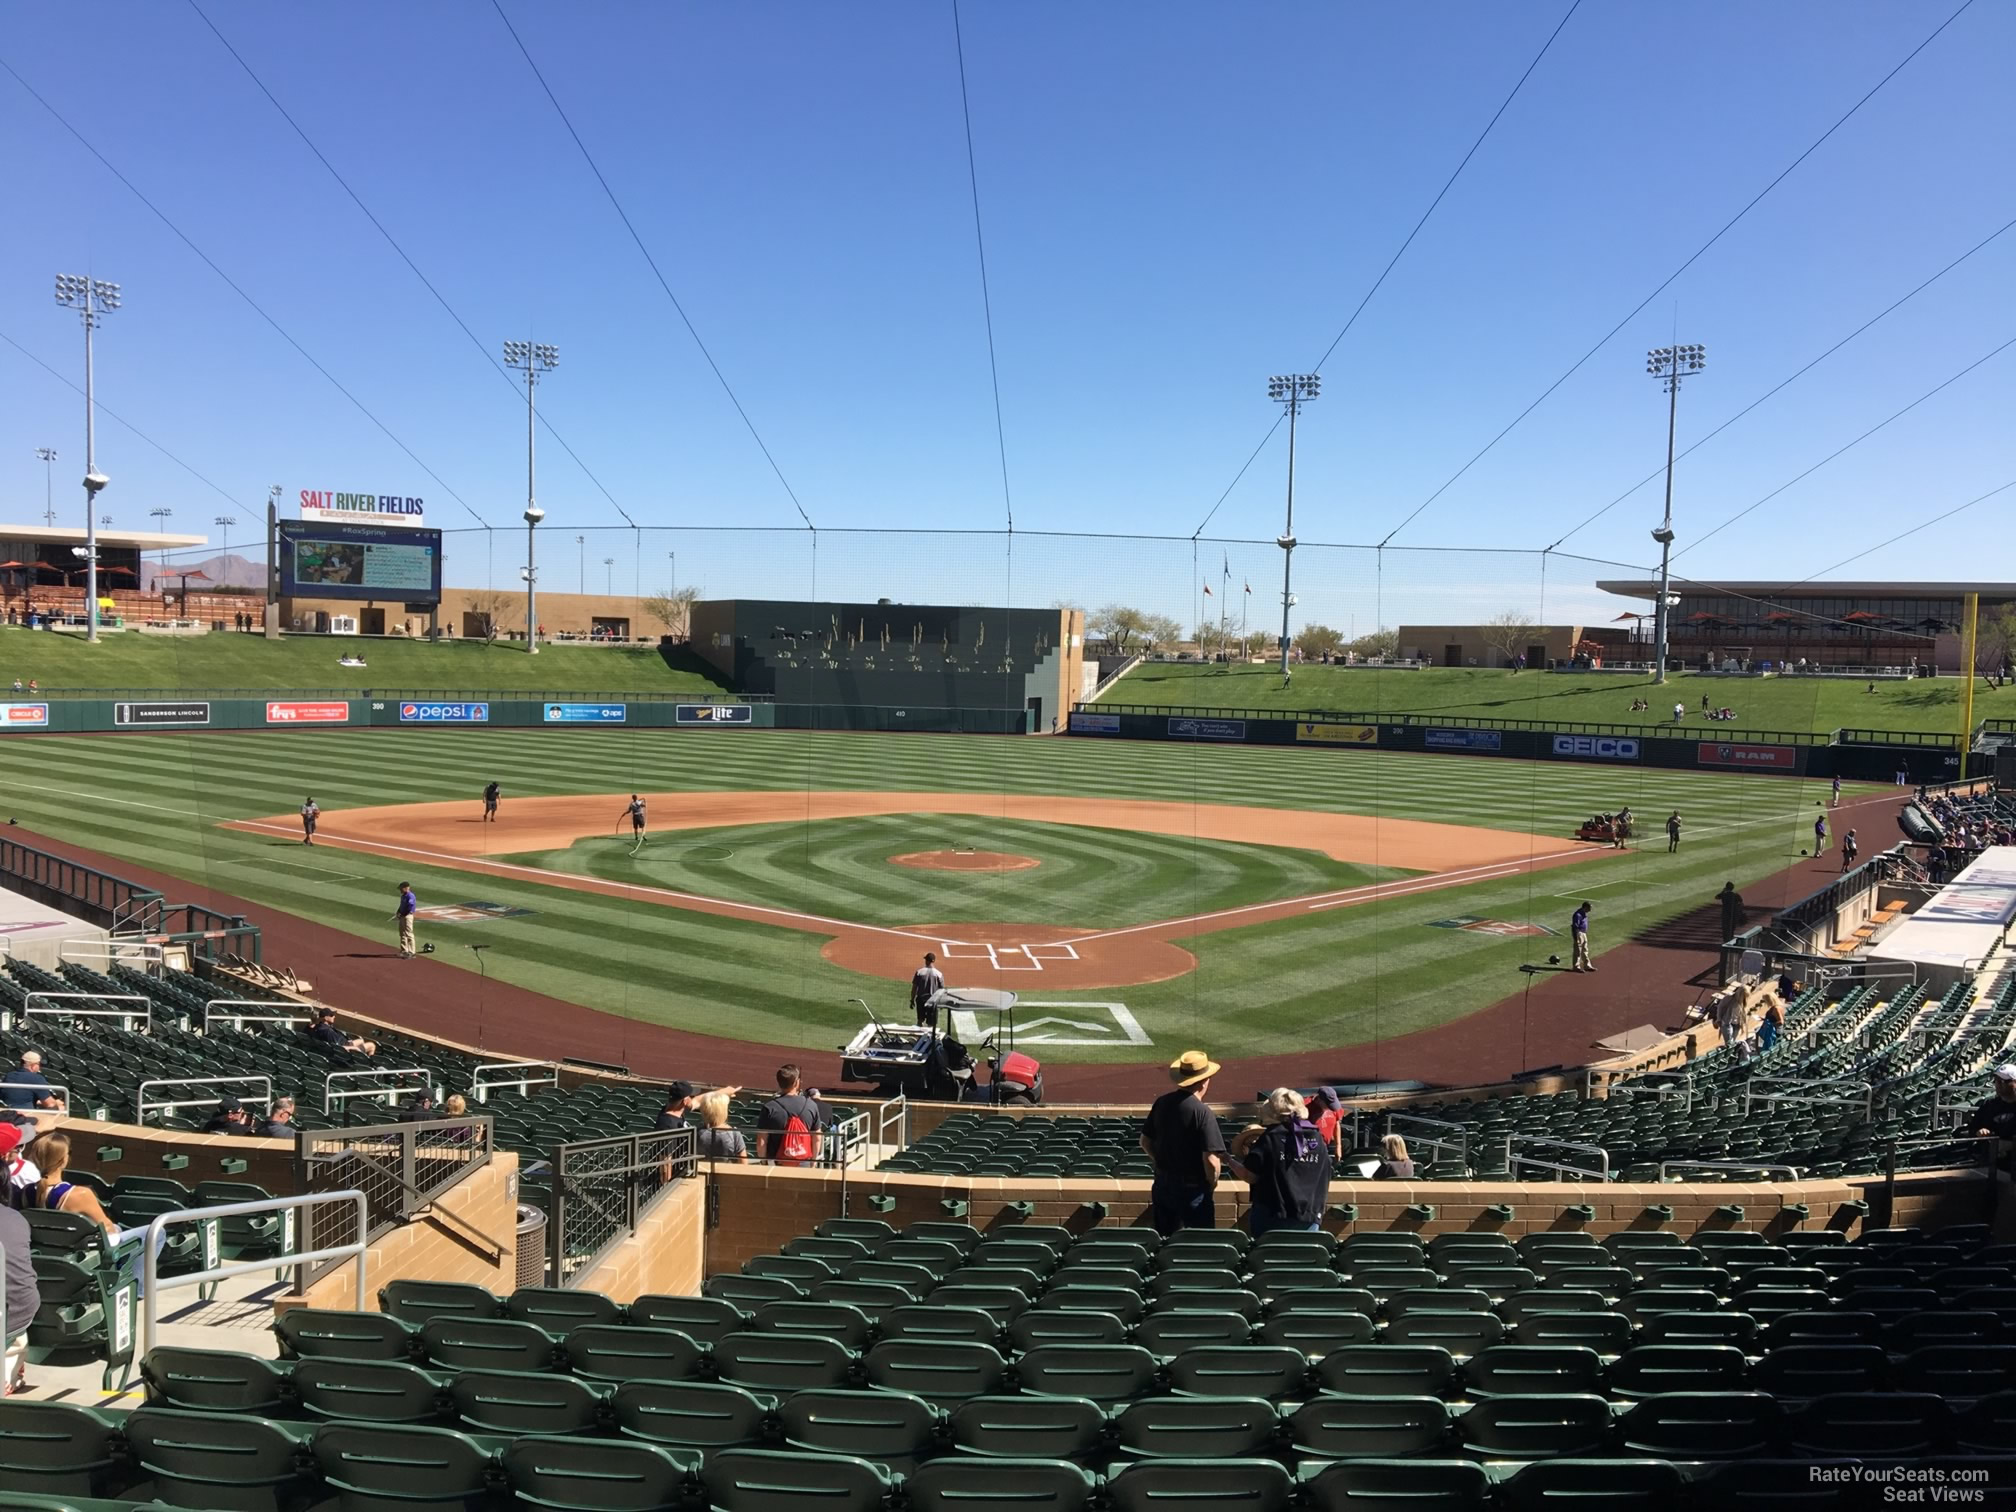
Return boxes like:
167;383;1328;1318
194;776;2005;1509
35;448;58;527
1266;373;1320;681
575;534;585;595
604;557;615;596
1645;344;1706;685
502;340;558;654
214;514;237;575
54;274;120;643
148;507;173;586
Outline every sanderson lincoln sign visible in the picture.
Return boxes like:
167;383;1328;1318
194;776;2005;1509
298;488;426;528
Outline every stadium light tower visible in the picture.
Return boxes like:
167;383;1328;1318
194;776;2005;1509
35;448;58;527
504;340;558;652
575;534;585;595
54;274;120;642
214;514;237;573
1646;344;1706;685
1267;374;1320;681
604;557;615;595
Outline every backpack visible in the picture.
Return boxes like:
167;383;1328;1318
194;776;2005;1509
774;1101;817;1164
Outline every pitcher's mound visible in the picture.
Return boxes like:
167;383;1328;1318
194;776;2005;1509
890;850;1041;873
823;921;1195;990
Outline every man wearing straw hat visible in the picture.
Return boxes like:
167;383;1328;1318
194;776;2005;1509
1141;1050;1226;1235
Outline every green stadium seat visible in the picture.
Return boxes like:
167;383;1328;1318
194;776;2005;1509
711;1332;854;1392
864;1340;1008;1401
1762;1312;1879;1348
1694;1458;1864;1511
1256;1308;1374;1355
125;1407;317;1512
1039;1286;1146;1327
1750;1344;1887;1399
1616;1391;1782;1460
420;1316;559;1375
814;1219;896;1246
1385;1289;1490;1320
1300;1459;1489;1512
1314;1345;1456;1399
700;1449;892;1512
193;1181;288;1260
501;1435;694;1512
378;1281;506;1328
703;1275;804;1307
881;1305;1005;1346
1105;1457;1293;1512
778;1388;939;1474
1499;1457;1686;1512
449;1369;606;1437
1009;1310;1129;1350
294;1358;451;1425
1606;1344;1749;1398
1110;1396;1276;1460
748;1301;873;1351
311;1421;498;1512
626;1296;746;1346
1894;1344;2016;1398
276;1308;417;1363
781;1237;871;1266
947;1395;1107;1461
1134;1310;1254;1354
1784;1392;1947;1460
743;1255;836;1286
1163;1231;1249;1259
1953;1391;2016;1456
506;1288;623;1336
1013;1344;1160;1403
806;1281;915;1321
1638;1311;1758;1349
139;1346;292;1414
1454;1393;1612;1460
1165;1344;1309;1400
1887;1310;2002;1353
1460;1345;1603;1399
1284;1395;1451;1460
609;1380;774;1458
1383;1312;1503;1358
1508;1312;1630;1352
904;1458;1098;1512
0;1401;124;1498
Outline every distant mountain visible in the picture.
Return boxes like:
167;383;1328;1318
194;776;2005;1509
140;553;265;591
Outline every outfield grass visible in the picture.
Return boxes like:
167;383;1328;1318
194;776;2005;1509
0;624;732;695
0;725;1874;1060
1107;662;1987;738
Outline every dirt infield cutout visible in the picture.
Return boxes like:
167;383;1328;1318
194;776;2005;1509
889;850;1041;872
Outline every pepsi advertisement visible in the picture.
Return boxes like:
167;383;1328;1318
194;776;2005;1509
399;702;489;724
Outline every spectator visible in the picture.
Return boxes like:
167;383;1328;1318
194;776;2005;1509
202;1096;256;1136
1309;1086;1347;1147
1141;1050;1226;1235
307;1007;376;1057
757;1065;824;1166
695;1092;750;1163
14;1133;116;1236
1777;968;1799;1004
1758;997;1785;1054
1235;1088;1332;1236
0;1052;62;1112
0;1125;40;1396
655;1082;699;1130
256;1096;298;1139
1372;1133;1416;1180
400;1088;438;1122
1717;882;1745;943
1967;1066;2016;1140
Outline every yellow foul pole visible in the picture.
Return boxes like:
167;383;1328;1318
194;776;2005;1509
1959;591;1979;774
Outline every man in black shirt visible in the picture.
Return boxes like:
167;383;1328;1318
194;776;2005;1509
1967;1065;2016;1140
1141;1050;1226;1235
757;1064;824;1166
308;1007;376;1057
202;1096;257;1136
655;1082;699;1131
482;782;501;823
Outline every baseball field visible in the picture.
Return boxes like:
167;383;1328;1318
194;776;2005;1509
0;722;1874;1064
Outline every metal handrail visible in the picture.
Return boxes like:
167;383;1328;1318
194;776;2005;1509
142;1190;367;1356
1608;1072;1695;1111
323;1067;431;1114
203;999;310;1033
872;1095;909;1155
0;1081;69;1111
1383;1112;1469;1167
1507;1134;1611;1182
1656;1160;1804;1182
829;1110;870;1170
1931;1080;1992;1133
135;1075;273;1125
21;991;150;1030
471;1061;560;1103
58;938;162;968
1743;1077;1875;1119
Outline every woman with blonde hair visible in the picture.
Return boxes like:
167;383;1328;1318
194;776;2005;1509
694;1091;748;1163
15;1133;117;1235
1374;1133;1415;1180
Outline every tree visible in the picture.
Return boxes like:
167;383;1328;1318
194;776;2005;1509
1241;630;1273;659
1975;609;2016;684
1090;604;1152;654
1479;611;1541;669
1296;624;1344;662
1346;626;1400;660
1142;613;1184;653
464;590;511;638
643;585;702;640
1193;621;1228;660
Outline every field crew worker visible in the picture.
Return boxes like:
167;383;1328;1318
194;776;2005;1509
912;952;946;1027
300;797;319;846
621;794;647;839
482;782;500;822
1570;901;1593;972
393;882;419;959
1142;1050;1226;1235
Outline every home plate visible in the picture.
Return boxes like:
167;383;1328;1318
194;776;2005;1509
951;1001;1153;1046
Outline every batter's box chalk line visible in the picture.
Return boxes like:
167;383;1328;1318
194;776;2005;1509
937;939;1081;972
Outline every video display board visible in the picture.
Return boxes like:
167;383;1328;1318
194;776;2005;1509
279;521;443;603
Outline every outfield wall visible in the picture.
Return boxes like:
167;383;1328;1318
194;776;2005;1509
1067;707;1971;783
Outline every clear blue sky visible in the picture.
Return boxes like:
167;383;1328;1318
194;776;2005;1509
3;2;2010;633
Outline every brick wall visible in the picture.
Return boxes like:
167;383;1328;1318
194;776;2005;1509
68;1119;300;1195
571;1178;705;1302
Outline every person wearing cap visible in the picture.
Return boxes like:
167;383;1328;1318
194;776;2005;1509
202;1096;256;1136
0;1124;41;1395
1967;1067;2016;1141
307;1007;376;1058
911;952;947;1029
1310;1087;1347;1148
1233;1088;1333;1236
0;1052;62;1112
1140;1051;1227;1235
656;1082;700;1131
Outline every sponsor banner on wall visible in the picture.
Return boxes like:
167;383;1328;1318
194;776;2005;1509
1552;734;1640;761
543;703;626;724
1168;717;1246;741
114;701;211;728
399;702;490;724
266;701;350;724
1069;712;1121;733
0;703;50;729
675;704;754;726
1295;722;1379;746
1426;727;1503;752
1697;741;1797;770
